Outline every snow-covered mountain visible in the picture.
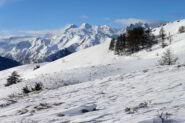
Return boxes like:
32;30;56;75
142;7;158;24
0;19;185;122
0;23;122;64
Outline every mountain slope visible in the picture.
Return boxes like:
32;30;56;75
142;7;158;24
0;56;21;71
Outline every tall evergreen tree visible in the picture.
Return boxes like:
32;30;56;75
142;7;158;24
159;27;166;48
109;38;116;51
168;33;172;45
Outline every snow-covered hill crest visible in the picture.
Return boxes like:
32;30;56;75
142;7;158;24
153;19;185;35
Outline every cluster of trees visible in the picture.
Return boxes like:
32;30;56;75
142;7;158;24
110;23;185;55
109;23;180;66
109;26;156;55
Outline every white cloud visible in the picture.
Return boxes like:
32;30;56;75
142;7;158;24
80;15;89;19
115;18;166;26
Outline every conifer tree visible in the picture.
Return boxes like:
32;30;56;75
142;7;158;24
109;38;116;51
5;71;22;87
159;27;166;48
159;49;178;65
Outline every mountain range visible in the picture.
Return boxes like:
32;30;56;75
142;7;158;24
0;23;123;64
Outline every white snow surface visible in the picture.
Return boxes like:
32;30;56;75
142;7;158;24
0;20;185;122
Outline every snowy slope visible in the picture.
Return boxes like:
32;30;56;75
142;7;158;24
2;65;185;123
153;19;185;35
0;20;185;123
0;24;122;64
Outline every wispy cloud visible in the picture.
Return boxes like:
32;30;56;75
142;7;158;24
103;17;111;21
114;18;167;26
170;13;185;18
0;0;21;6
80;15;89;19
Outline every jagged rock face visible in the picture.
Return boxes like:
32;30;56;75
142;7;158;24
0;24;123;64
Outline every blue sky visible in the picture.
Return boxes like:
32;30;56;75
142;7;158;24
0;0;185;31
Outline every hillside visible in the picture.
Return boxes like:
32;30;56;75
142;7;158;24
0;20;185;123
0;56;21;71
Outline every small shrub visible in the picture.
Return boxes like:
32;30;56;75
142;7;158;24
125;102;149;114
22;86;31;94
34;103;51;111
81;109;89;113
125;107;136;114
33;65;40;71
57;113;65;117
157;112;172;123
22;82;43;95
17;108;28;115
138;102;148;108
32;82;43;91
81;107;96;113
5;71;22;87
125;107;131;112
178;26;185;33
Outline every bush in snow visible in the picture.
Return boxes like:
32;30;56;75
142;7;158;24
33;65;40;71
22;82;43;94
34;103;51;111
157;112;172;123
179;26;185;33
22;86;31;94
32;82;43;91
125;102;149;114
5;71;22;87
159;49;178;65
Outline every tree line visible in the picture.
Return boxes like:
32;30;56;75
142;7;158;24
109;24;185;55
109;25;157;55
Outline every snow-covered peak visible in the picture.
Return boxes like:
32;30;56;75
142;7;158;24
64;24;78;31
79;23;92;29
